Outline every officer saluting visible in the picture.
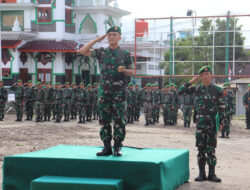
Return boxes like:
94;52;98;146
79;26;134;156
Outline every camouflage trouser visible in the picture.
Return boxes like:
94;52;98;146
126;105;134;120
143;102;152;120
71;102;77;117
93;104;99;118
86;105;93;118
35;102;44;119
55;102;62;119
196;115;217;166
183;106;192;123
44;103;51;118
153;105;160;119
0;103;5;118
63;100;71;118
220;113;231;135
162;105;170;123
25;101;34;117
15;100;23;118
135;104;140;119
246;109;250;128
99;91;126;141
77;103;86;120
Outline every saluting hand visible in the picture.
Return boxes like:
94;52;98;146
96;34;108;43
118;66;125;73
189;75;200;84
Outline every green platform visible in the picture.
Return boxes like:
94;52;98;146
3;145;189;190
31;176;123;190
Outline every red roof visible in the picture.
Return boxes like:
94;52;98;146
1;40;22;48
18;40;83;52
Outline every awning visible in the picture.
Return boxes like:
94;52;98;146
18;40;83;53
1;40;22;49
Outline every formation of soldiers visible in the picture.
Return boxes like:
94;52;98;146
0;79;99;123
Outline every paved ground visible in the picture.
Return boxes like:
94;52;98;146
1;114;250;190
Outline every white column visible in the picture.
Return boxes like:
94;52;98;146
55;0;66;40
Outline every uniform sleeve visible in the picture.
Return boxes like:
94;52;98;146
90;47;105;60
243;93;248;105
178;82;196;95
124;52;133;69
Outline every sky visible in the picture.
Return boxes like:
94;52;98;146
118;0;250;40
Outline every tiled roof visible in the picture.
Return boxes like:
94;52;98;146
18;40;83;52
1;40;22;48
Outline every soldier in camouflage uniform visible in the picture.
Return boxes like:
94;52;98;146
0;81;8;121
54;83;63;122
223;82;235;128
34;82;46;122
92;82;99;120
77;82;87;123
71;82;78;120
24;80;35;121
51;84;57;120
44;82;53;121
126;82;136;124
86;84;94;122
62;82;71;122
152;84;160;123
170;83;180;125
181;91;194;128
179;66;222;183
79;26;133;156
161;85;174;126
243;84;250;129
134;84;142;121
143;83;153;126
219;84;234;138
10;79;25;121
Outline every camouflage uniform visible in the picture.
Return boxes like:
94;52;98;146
181;92;194;128
62;87;72;121
179;82;222;167
71;86;78;119
153;86;161;123
90;46;132;142
126;86;136;124
24;85;35;120
54;87;63;122
10;84;24;121
170;87;180;125
77;86;87;123
86;87;94;122
243;90;250;129
44;86;53;121
34;87;46;122
92;87;99;120
0;85;8;121
134;87;142;121
143;87;153;125
161;87;174;126
51;87;57;120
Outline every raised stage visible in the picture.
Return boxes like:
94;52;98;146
2;145;189;190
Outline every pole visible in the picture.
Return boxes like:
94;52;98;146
225;11;230;82
0;10;2;80
192;18;195;75
169;17;173;80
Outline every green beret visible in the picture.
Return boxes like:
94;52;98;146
27;80;32;83
248;84;250;87
198;66;212;74
128;82;134;86
87;84;91;87
146;83;151;87
80;82;84;85
135;84;139;86
223;82;231;87
57;82;61;85
170;83;175;87
37;82;41;85
42;86;46;89
107;26;121;34
65;82;70;85
17;79;22;82
165;85;169;88
155;84;159;86
72;82;76;85
93;82;98;85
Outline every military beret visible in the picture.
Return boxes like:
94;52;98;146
42;86;46;89
128;82;134;86
46;82;50;85
65;82;70;85
135;84;139;86
80;82;84;85
37;82;41;85
155;84;159;86
165;85;169;88
198;66;212;74
87;84;91;87
17;79;22;82
27;80;32;83
170;83;175;87
146;83;151;87
223;82;231;87
107;26;121;34
57;82;61;85
93;82;98;85
72;82;76;85
248;84;250;87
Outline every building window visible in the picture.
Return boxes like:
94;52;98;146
136;65;141;70
38;8;52;23
65;9;72;25
79;14;97;34
38;0;52;4
65;0;72;6
155;66;159;70
148;65;154;70
2;68;11;78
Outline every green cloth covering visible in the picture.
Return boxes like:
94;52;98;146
107;26;121;34
31;176;123;190
198;65;212;74
3;145;189;190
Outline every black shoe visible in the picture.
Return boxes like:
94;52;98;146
219;135;225;138
114;138;122;157
145;120;149;126
44;117;47;121
195;161;207;182
207;165;221;182
48;117;50;121
96;140;113;156
78;118;83;123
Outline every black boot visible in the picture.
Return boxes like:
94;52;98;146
44;117;47;121
48;116;50;121
35;117;40;122
114;138;122;157
226;131;230;138
78;117;82;123
145;120;149;126
207;165;221;182
188;122;191;128
96;140;113;156
184;122;186;128
219;133;225;138
25;116;29;121
195;161;207;182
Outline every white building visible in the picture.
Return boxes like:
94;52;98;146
0;0;130;85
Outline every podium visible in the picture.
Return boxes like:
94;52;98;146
3;145;189;190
